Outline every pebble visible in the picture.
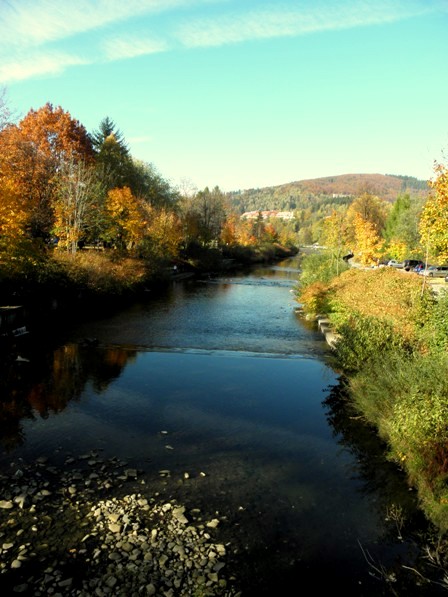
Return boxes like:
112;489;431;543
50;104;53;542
0;455;239;596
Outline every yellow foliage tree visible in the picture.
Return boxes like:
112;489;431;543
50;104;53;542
105;186;146;250
352;213;384;266
419;162;448;262
387;240;408;262
145;208;182;260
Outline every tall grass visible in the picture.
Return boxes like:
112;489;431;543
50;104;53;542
349;350;448;530
296;258;448;531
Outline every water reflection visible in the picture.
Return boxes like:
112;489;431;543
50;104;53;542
0;257;444;594
0;343;138;451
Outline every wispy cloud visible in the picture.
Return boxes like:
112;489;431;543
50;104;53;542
0;52;89;84
0;0;196;50
102;36;169;61
0;0;444;84
176;1;443;48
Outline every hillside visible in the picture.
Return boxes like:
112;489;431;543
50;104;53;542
227;173;430;214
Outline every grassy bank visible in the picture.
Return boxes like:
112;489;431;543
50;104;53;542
295;254;448;533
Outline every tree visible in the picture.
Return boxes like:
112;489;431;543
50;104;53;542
384;194;424;258
0;103;93;239
0;87;13;131
352;213;384;266
53;159;102;253
347;193;389;237
91;117;134;192
419;161;448;262
220;213;239;246
184;186;227;246
0;177;27;239
321;209;351;274
105;186;147;251
143;208;182;261
130;160;179;208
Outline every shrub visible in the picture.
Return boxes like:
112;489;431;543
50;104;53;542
298;251;349;289
333;315;411;373
349;350;448;530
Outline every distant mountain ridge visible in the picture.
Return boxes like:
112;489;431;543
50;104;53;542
227;173;430;214
274;173;429;201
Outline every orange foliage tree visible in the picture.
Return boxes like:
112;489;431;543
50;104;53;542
0;103;93;240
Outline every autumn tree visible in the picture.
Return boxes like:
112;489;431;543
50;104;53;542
142;208;182;261
419;161;448;262
53;159;103;253
220;213;239;246
0;103;93;240
347;193;389;236
384;193;424;258
321;209;351;273
352;212;384;266
346;193;388;264
183;186;227;246
0;177;27;239
236;219;257;246
104;186;147;251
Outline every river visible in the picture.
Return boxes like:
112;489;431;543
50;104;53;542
0;256;445;595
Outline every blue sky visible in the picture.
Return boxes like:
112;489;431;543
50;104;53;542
1;0;447;192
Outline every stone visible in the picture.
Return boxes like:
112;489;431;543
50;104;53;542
206;519;220;528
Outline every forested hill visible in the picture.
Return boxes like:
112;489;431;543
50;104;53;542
226;173;430;214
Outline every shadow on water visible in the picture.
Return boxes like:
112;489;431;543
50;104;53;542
0;257;447;595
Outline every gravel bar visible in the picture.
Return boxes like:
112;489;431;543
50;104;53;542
0;452;241;596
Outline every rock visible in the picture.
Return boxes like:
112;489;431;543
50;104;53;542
206;519;220;528
172;507;189;524
0;500;13;509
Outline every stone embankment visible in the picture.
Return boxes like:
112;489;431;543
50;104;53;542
0;453;240;596
316;316;340;349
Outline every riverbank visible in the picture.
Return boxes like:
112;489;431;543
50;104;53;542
295;257;448;537
0;244;298;344
0;452;239;596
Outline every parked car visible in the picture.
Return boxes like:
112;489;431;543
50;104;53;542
419;265;448;277
414;263;425;273
387;259;403;268
403;259;424;271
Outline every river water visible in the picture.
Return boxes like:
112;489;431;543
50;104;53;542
0;256;445;595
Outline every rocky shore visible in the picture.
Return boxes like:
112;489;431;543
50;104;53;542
0;452;240;596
